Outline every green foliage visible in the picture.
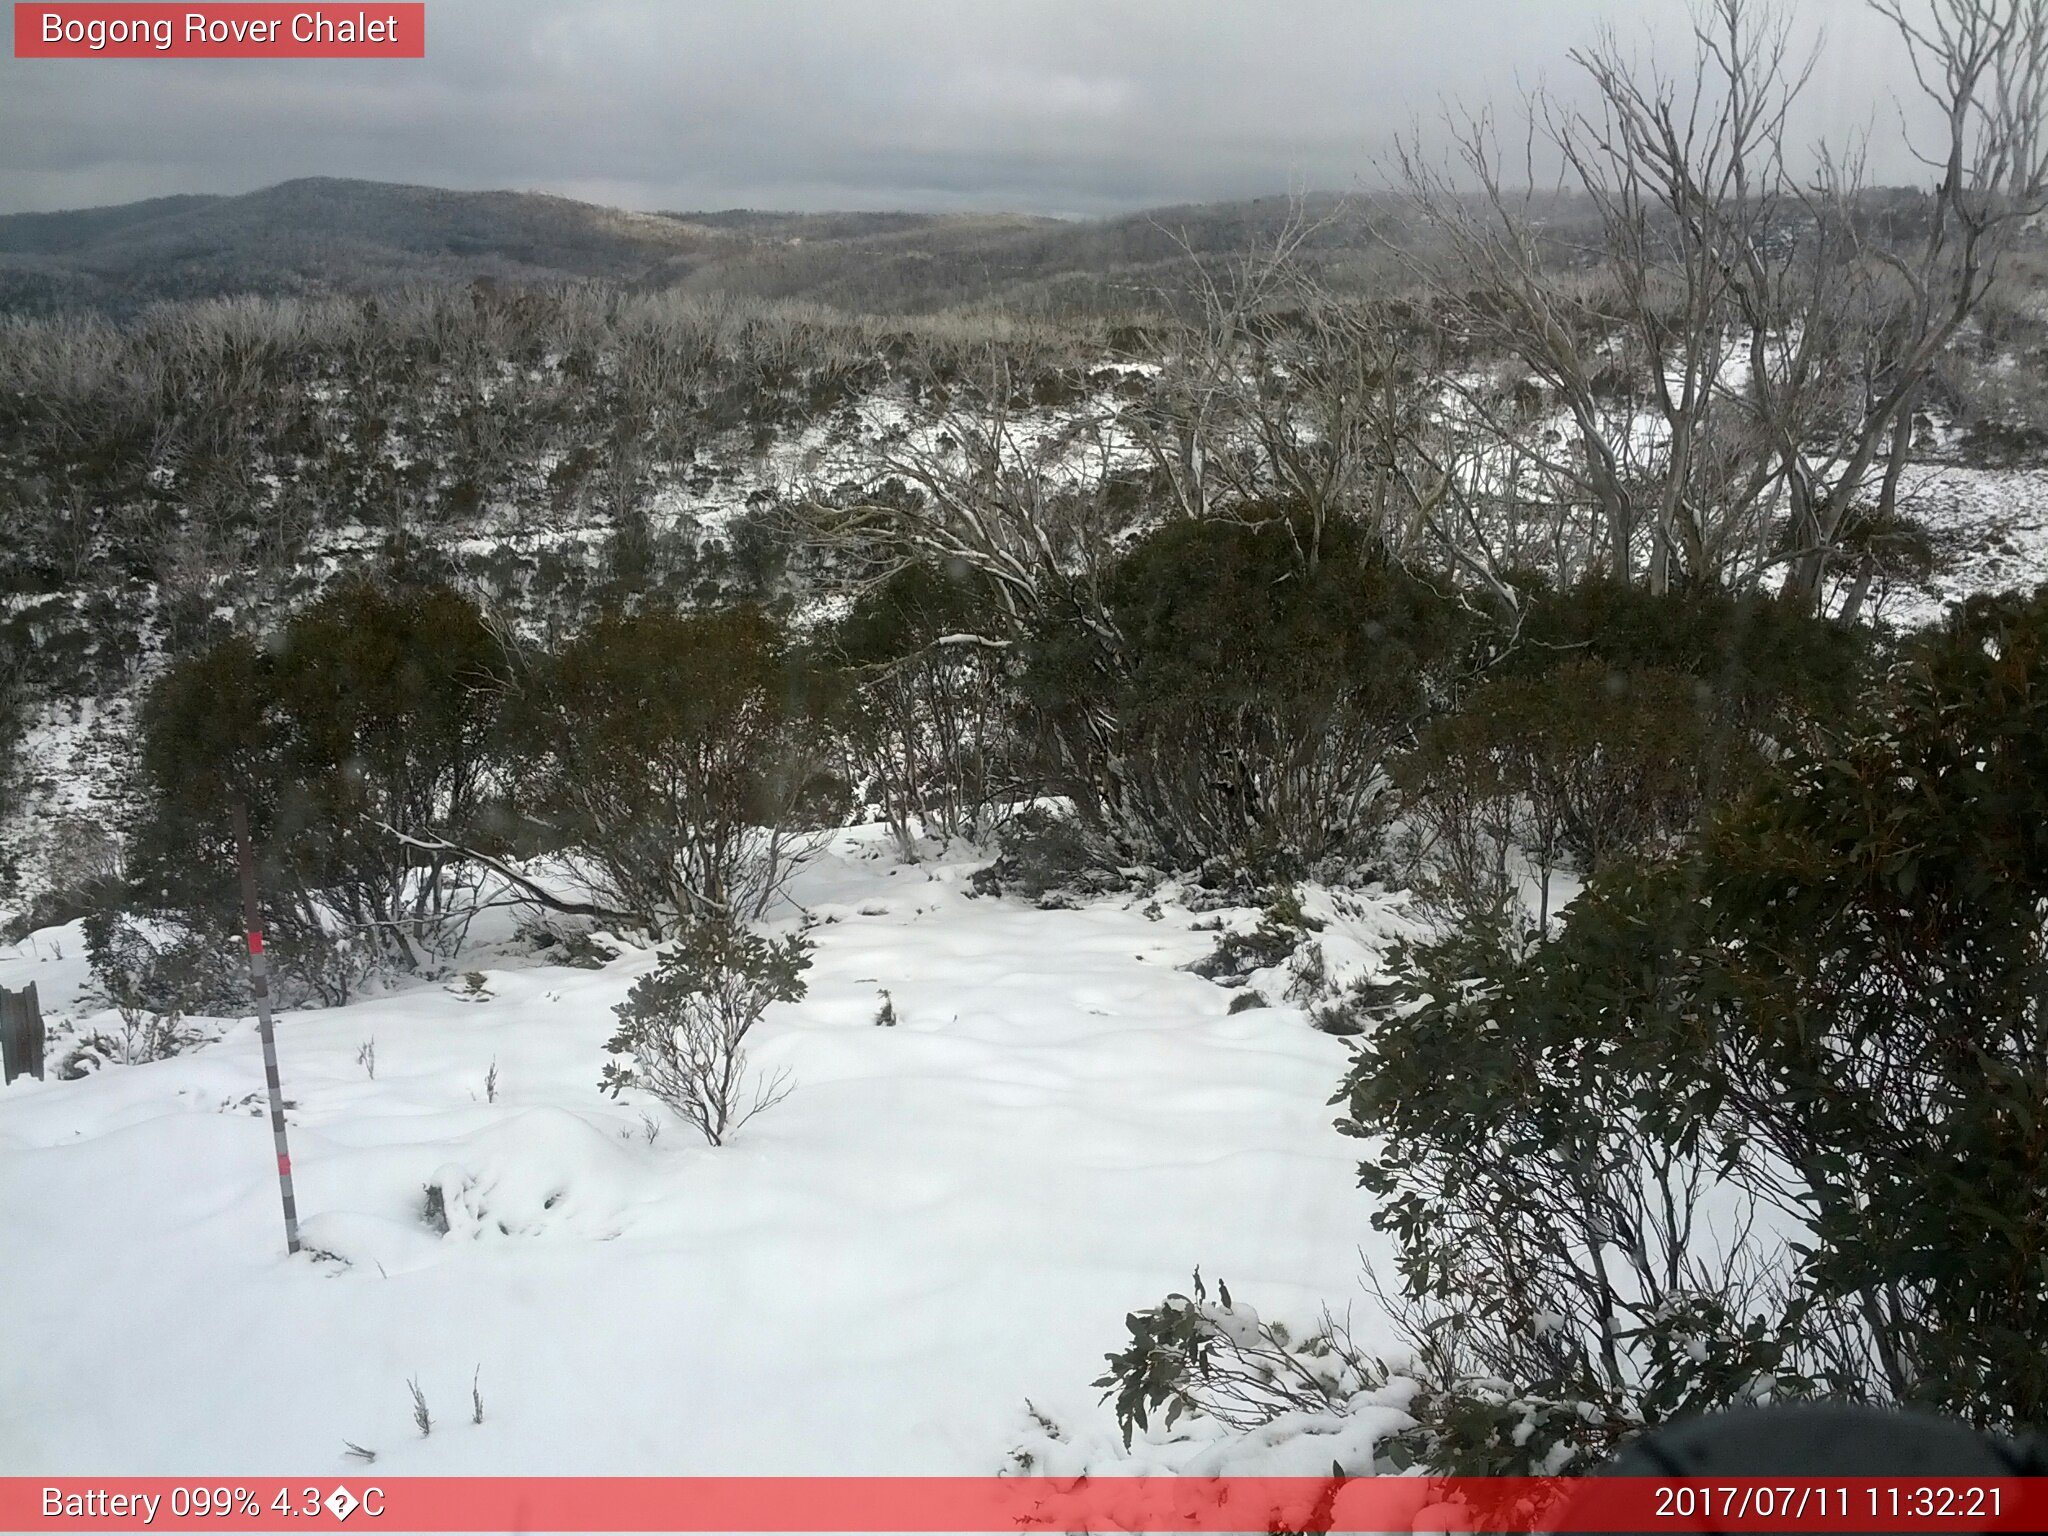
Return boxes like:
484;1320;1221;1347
1334;859;1830;1475
508;605;832;930
126;631;291;999
1388;1382;1635;1478
1338;586;2048;1461
272;578;503;838
1095;1272;1362;1450
128;578;505;1002
1699;587;2048;1428
1399;661;1719;930
1508;578;1872;746
1416;662;1715;872
831;560;989;668
1023;511;1471;876
964;805;1131;904
600;919;812;1146
1396;580;1873;932
1186;889;1324;983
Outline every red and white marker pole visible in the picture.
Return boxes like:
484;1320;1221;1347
232;800;302;1256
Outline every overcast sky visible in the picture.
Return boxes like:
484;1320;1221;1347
0;1;1934;219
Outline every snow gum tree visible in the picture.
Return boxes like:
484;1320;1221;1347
1396;0;2048;610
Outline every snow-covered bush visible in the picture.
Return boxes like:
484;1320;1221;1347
966;806;1132;905
62;990;203;1076
1182;888;1321;988
1083;1273;1658;1480
82;909;247;1018
1096;1274;1367;1446
599;919;811;1146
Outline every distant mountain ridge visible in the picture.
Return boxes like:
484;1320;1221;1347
0;178;719;314
1;176;1958;323
0;176;1387;319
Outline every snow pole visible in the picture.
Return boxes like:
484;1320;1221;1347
232;799;302;1256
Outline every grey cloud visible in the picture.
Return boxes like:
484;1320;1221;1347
0;0;1932;216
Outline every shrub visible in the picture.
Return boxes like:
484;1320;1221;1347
1398;662;1717;929
1336;587;2048;1461
1090;1273;1614;1482
1096;1273;1367;1448
508;606;833;933
1393;580;1874;935
127;579;507;1002
43;815;123;894
1507;578;1871;750
82;909;246;1017
1022;511;1470;878
1184;889;1324;986
599;919;811;1146
1335;864;1831;1473
965;805;1131;905
824;561;1014;856
1699;588;2048;1428
66;998;201;1073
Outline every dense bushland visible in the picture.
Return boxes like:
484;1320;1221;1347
1090;586;2045;1475
37;300;2042;1476
0;288;1102;701
13;0;2045;1456
112;581;849;1004
1323;587;2048;1469
1395;581;1875;929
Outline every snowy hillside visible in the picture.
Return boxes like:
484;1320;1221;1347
0;829;1413;1476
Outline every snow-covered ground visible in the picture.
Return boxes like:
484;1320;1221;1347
0;691;138;910
0;829;1409;1476
1886;463;2048;629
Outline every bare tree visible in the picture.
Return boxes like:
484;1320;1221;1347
1798;0;2048;608
792;340;1137;655
1394;0;2048;610
1098;200;1542;610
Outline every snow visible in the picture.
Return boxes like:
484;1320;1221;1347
0;693;137;914
0;827;1403;1476
1883;464;2048;629
9;360;2046;1488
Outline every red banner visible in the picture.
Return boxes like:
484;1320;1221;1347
13;5;424;58
2;1476;2043;1532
